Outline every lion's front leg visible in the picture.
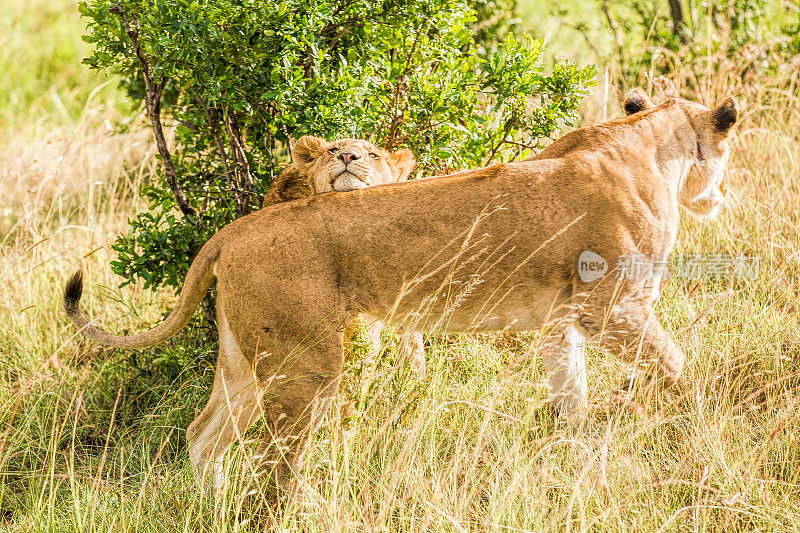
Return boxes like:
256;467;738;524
364;317;385;365
398;332;426;372
576;280;685;393
362;316;427;372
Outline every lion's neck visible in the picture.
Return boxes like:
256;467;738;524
594;102;697;201
647;105;698;201
539;103;697;199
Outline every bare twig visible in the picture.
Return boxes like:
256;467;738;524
472;11;506;34
176;119;200;132
668;0;689;41
188;87;235;190
599;0;627;75
109;1;195;217
224;110;254;216
551;14;603;59
483;118;517;166
385;23;427;149
322;18;363;54
303;17;364;82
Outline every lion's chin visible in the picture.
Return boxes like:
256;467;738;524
682;181;728;218
332;175;368;191
682;196;724;218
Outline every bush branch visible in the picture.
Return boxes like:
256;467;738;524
224;111;254;216
188;87;234;191
109;1;195;218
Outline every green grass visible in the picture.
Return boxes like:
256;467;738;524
1;0;800;530
0;0;123;139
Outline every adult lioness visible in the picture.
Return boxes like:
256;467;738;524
261;136;426;369
64;94;738;494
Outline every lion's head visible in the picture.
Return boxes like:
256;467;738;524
624;89;739;218
292;136;415;193
261;137;416;209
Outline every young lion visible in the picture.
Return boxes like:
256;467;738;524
261;136;426;369
64;93;738;495
261;137;415;207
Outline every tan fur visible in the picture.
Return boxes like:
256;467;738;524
64;95;738;496
260;166;313;208
262;136;415;208
262;136;425;369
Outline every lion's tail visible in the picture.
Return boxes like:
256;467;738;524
64;238;221;350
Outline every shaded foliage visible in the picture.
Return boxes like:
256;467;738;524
80;0;595;293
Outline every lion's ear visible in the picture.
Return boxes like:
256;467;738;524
711;97;739;136
624;88;654;115
292;136;328;172
387;149;416;182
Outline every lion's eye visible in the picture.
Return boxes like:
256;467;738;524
328;147;338;154
369;153;380;159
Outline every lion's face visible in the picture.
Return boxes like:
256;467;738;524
291;136;415;194
624;90;738;218
680;98;738;217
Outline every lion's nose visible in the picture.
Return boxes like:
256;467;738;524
338;152;359;165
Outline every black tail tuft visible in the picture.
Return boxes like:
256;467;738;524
64;269;84;314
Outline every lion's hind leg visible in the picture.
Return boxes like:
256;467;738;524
252;366;341;500
188;322;345;501
187;313;261;491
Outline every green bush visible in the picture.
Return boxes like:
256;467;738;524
80;0;595;294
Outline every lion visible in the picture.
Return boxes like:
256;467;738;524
261;137;415;207
64;92;738;495
261;137;426;370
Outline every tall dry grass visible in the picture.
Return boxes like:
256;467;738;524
1;3;799;530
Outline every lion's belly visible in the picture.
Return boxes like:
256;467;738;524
367;282;571;334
